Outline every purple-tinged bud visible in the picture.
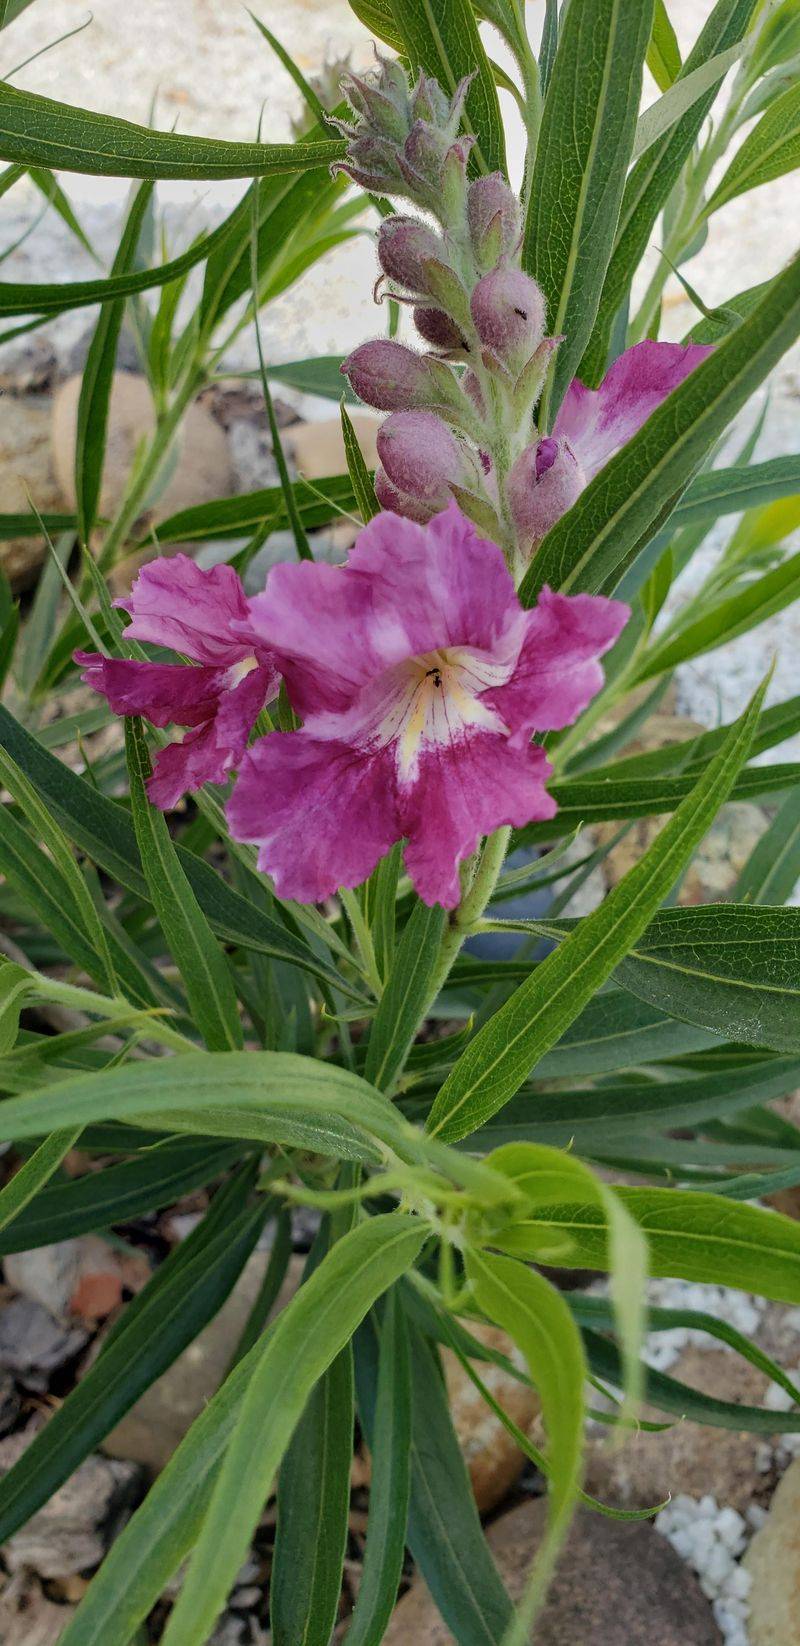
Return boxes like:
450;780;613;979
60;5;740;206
377;216;444;293
341;340;438;412
331;134;407;196
470;266;547;376
374;465;442;522
377;411;481;501
413;306;466;351
400;120;450;190
467;173;521;270
409;71;451;127
508;437;585;551
341;72;409;143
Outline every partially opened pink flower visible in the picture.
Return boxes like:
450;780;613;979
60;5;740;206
76;555;279;809
509;340;713;549
227;504;628;908
554;340;713;480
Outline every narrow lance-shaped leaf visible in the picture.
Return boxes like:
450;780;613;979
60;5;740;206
524;0;654;420
580;0;759;383
75;182;152;544
466;1249;586;1645
707;80;800;213
427;676;767;1142
125;720;242;1052
160;1214;428;1646
345;1289;411;1646
0;82;343;178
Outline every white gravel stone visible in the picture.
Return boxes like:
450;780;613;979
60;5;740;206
656;1495;753;1645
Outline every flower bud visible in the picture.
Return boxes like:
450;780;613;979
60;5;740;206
413;306;466;351
374;465;442;522
467;173;520;270
377;216;444;293
508;437;585;550
340;57;411;144
341;340;438;412
331;133;407;196
377;410;481;501
470;266;546;376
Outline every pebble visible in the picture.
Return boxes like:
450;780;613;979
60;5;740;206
656;1496;751;1646
745;1456;800;1644
0;1297;88;1389
0;1420;143;1577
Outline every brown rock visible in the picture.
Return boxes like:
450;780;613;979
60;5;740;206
0;1571;76;1646
103;1250;302;1471
745;1455;800;1644
382;1498;721;1643
585;1346;776;1514
0;393;64;590
284;412;380;480
51;371;233;528
443;1321;541;1513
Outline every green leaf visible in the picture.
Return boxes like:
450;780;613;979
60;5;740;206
615;904;800;1052
264;355;355;401
75;183;152;544
524;0;654;419
160;1213;427;1646
532;987;718;1077
0;82;343;178
470;1056;800;1151
0;707;362;1001
341;400;379;522
364;900;446;1094
149;473;358;546
0;1051;417;1164
125;721;242;1052
0;960;34;1054
345;1290;411;1646
0;1139;244;1255
637;548;800;678
520;250;800;601
356;1312;514;1643
0;1195;267;1546
708;79;800;212
512;761;800;845
0;1127;80;1236
271;1315;353;1646
647;0;683;89
483;1143;645;1421
466;1250;585;1644
427;678;766;1142
581;0;760;383
582;1325;800;1433
735;788;800;904
632;41;742;162
497;1185;800;1305
388;0;507;176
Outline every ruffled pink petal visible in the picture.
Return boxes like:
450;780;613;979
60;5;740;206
554;341;713;481
244;503;524;717
146;665;275;811
346;501;522;658
486;587;629;738
400;734;555;909
116;555;253;666
227;735;401;903
76;651;223;728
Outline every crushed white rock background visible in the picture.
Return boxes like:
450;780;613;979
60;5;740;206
0;5;799;1643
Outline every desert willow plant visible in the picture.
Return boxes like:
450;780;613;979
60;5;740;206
1;2;800;1645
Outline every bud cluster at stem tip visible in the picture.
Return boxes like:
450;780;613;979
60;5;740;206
334;53;575;575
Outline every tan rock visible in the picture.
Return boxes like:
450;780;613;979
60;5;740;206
382;1498;721;1643
679;802;766;904
284;412;380;481
745;1455;800;1645
103;1249;302;1471
0;1571;76;1646
585;1347;776;1514
443;1320;541;1513
51;371;233;528
0;393;64;590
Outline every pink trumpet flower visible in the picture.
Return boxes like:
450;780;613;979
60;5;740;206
227;504;628;909
553;339;714;483
76;555;279;809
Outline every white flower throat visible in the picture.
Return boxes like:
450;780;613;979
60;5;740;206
373;646;512;781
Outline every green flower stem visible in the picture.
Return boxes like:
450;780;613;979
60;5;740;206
415;824;511;1037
